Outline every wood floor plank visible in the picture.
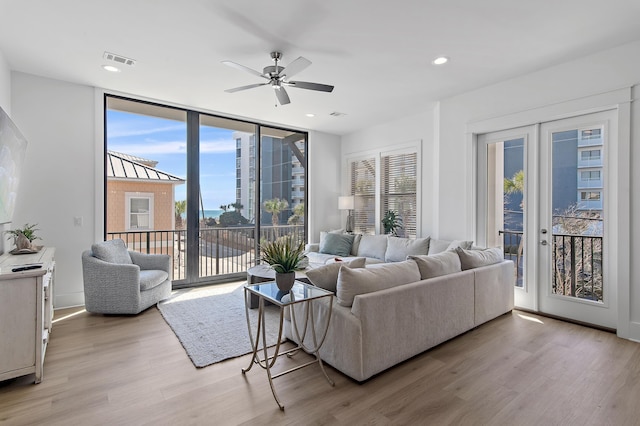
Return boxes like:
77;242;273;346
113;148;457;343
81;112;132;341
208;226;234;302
2;289;640;425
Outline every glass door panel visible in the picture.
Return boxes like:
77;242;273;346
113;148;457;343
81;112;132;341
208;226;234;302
198;115;256;281
538;111;615;328
258;126;306;247
478;128;532;309
105;97;188;281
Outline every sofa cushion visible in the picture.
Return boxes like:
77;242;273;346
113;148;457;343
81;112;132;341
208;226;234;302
428;238;473;255
91;239;132;264
356;234;388;260
306;257;366;293
384;236;430;262
320;233;355;257
336;260;421;307
139;270;169;291
408;251;462;279
456;247;504;270
350;233;362;256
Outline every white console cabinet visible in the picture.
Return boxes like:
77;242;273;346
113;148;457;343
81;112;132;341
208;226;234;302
0;247;55;384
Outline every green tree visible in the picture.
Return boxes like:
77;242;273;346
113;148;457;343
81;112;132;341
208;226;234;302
263;198;289;227
287;202;305;225
175;200;186;229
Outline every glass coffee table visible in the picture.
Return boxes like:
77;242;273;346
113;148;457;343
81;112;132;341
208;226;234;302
242;280;334;410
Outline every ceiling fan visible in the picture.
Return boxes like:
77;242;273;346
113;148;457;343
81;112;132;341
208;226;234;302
222;52;334;105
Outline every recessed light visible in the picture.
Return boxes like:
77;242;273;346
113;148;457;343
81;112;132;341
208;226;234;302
432;56;449;65
102;64;121;73
305;113;315;118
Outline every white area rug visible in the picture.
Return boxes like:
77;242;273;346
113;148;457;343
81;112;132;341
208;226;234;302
157;284;282;368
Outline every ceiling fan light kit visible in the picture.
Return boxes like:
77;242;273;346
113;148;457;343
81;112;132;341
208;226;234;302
223;51;334;105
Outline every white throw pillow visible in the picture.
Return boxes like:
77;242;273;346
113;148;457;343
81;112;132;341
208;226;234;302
336;260;421;307
350;234;363;256
455;247;504;270
428;238;473;255
305;258;366;293
408;251;461;279
384;236;430;262
356;234;388;260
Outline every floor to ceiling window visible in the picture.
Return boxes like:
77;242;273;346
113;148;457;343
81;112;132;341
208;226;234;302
104;95;307;287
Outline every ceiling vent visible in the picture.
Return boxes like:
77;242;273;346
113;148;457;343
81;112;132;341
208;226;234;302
103;51;136;67
329;111;347;117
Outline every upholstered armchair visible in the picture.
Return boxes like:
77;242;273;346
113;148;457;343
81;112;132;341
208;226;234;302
81;239;172;314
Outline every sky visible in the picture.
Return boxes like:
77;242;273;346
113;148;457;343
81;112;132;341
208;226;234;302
106;110;237;210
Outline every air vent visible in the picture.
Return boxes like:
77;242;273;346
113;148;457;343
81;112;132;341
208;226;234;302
103;51;136;67
329;111;347;117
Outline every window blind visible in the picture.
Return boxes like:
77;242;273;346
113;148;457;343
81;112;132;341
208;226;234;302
350;157;376;235
380;152;417;238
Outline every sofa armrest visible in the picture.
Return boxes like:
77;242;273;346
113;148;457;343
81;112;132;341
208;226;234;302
129;251;171;275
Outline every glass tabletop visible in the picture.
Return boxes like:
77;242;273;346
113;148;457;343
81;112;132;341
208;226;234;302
245;281;332;306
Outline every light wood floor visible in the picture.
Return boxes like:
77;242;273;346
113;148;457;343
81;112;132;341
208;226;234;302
2;286;640;426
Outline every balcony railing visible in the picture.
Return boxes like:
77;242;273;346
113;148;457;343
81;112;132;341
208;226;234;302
107;224;305;284
499;229;603;301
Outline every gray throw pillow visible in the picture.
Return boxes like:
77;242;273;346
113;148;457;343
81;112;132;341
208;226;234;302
428;239;473;255
408;251;461;279
356;234;388;260
305;257;366;293
336;260;421;307
319;233;355;257
384;236;430;262
455;247;504;270
91;239;132;264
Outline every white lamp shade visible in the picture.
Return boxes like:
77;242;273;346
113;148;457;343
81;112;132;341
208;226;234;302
338;195;355;210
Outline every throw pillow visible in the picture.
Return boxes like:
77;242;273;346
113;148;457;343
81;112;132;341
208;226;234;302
319;233;355;257
384;236;430;262
428;238;473;255
350;233;362;256
318;228;346;247
306;257;366;293
456;247;504;270
408;251;461;280
336;260;421;307
91;239;132;264
356;234;388;260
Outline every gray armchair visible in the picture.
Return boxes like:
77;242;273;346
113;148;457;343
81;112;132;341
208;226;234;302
82;239;172;314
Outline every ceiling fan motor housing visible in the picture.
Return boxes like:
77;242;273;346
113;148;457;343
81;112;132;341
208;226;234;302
263;65;284;77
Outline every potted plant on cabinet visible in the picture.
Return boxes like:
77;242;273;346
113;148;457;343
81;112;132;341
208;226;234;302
260;235;306;291
5;223;41;253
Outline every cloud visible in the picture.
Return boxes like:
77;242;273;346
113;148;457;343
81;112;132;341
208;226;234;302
109;138;236;156
108;123;185;138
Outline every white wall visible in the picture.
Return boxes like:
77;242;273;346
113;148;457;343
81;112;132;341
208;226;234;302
341;109;437;237
0;50;11;254
307;130;342;242
12;72;96;308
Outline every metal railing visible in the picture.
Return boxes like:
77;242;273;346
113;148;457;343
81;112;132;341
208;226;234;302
499;229;603;301
108;224;305;283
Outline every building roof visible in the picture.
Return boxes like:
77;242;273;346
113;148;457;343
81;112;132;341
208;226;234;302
107;151;184;183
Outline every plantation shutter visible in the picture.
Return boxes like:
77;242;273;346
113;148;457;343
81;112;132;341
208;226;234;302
380;152;417;238
350;157;376;235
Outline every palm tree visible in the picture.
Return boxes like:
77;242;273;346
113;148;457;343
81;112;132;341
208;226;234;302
264;198;289;226
287;202;305;225
230;202;244;212
174;200;186;230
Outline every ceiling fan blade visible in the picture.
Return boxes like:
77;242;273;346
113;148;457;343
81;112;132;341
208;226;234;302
281;56;311;79
221;60;268;79
286;80;334;92
224;82;269;93
274;86;291;105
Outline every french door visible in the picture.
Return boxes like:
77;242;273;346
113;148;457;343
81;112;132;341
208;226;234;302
477;110;617;329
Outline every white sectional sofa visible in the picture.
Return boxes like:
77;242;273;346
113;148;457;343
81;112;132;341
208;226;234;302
284;246;515;382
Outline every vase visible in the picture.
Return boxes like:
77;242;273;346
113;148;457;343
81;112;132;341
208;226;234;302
275;271;295;291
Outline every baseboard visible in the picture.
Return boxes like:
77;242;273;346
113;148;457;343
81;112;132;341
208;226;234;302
514;306;616;334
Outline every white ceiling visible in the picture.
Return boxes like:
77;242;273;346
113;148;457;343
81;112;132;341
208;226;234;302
1;0;640;135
